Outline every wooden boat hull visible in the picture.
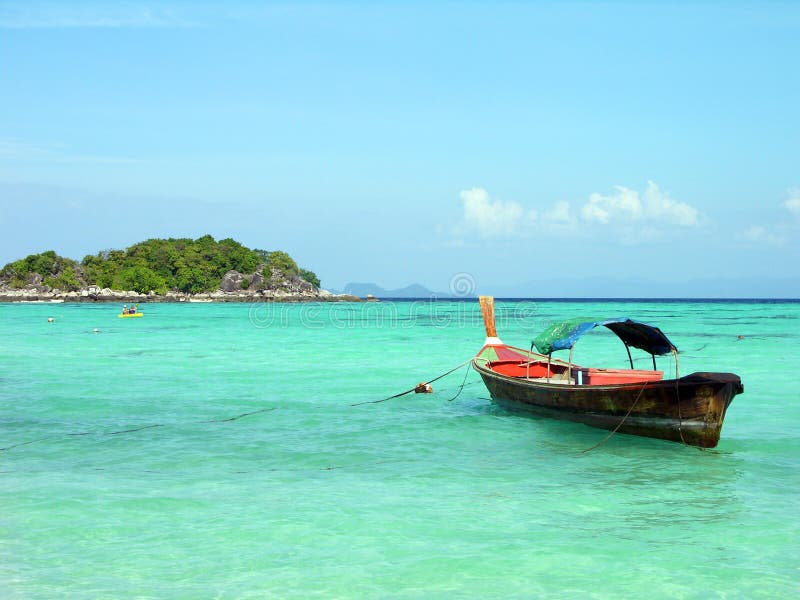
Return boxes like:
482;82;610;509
473;359;743;448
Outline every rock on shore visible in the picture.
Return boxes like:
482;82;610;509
0;271;361;303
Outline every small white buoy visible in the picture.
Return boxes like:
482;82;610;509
93;328;100;334
47;317;54;323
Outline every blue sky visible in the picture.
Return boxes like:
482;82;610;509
1;1;798;296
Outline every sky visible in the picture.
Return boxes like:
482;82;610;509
1;0;799;297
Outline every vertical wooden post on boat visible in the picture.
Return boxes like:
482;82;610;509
568;346;574;384
478;296;504;346
624;343;634;369
527;342;534;380
479;296;497;338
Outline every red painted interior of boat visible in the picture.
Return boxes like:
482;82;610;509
583;368;663;385
489;360;557;378
487;359;664;385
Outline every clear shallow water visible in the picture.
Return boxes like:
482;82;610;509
1;300;798;598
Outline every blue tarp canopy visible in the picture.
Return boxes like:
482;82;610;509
533;317;677;356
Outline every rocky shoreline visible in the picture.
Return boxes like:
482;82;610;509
0;264;364;303
0;286;362;303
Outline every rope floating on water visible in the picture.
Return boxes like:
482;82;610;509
109;424;164;435
351;358;473;407
199;407;277;423
0;407;278;452
0;437;50;451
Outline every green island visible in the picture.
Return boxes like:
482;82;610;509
0;235;357;302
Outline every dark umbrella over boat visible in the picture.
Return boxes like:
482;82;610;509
472;297;743;448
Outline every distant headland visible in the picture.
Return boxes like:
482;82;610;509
340;282;461;299
0;235;360;303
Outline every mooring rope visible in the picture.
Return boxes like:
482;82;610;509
675;376;689;447
0;407;278;452
199;407;277;423
446;361;473;402
109;423;164;435
350;358;473;407
581;380;649;454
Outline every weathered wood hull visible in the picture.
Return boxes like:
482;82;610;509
473;360;743;448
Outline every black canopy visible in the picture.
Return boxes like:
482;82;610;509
533;318;677;356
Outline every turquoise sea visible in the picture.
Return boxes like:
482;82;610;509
2;299;798;598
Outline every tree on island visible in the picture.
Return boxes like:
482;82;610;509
0;250;83;291
0;236;321;294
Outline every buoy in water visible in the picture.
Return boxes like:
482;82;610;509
93;328;100;334
47;317;54;323
414;382;433;394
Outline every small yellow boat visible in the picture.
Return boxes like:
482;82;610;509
118;312;144;318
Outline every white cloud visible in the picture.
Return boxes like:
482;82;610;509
642;181;699;225
581;181;699;227
582;186;641;224
0;137;140;165
542;200;577;226
0;139;41;157
0;4;190;29
737;189;800;246
742;225;785;246
458;187;536;238
453;182;700;244
785;188;800;217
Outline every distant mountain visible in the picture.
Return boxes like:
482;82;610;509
341;282;460;299
336;276;800;300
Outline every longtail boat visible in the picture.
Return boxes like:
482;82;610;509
472;296;743;448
